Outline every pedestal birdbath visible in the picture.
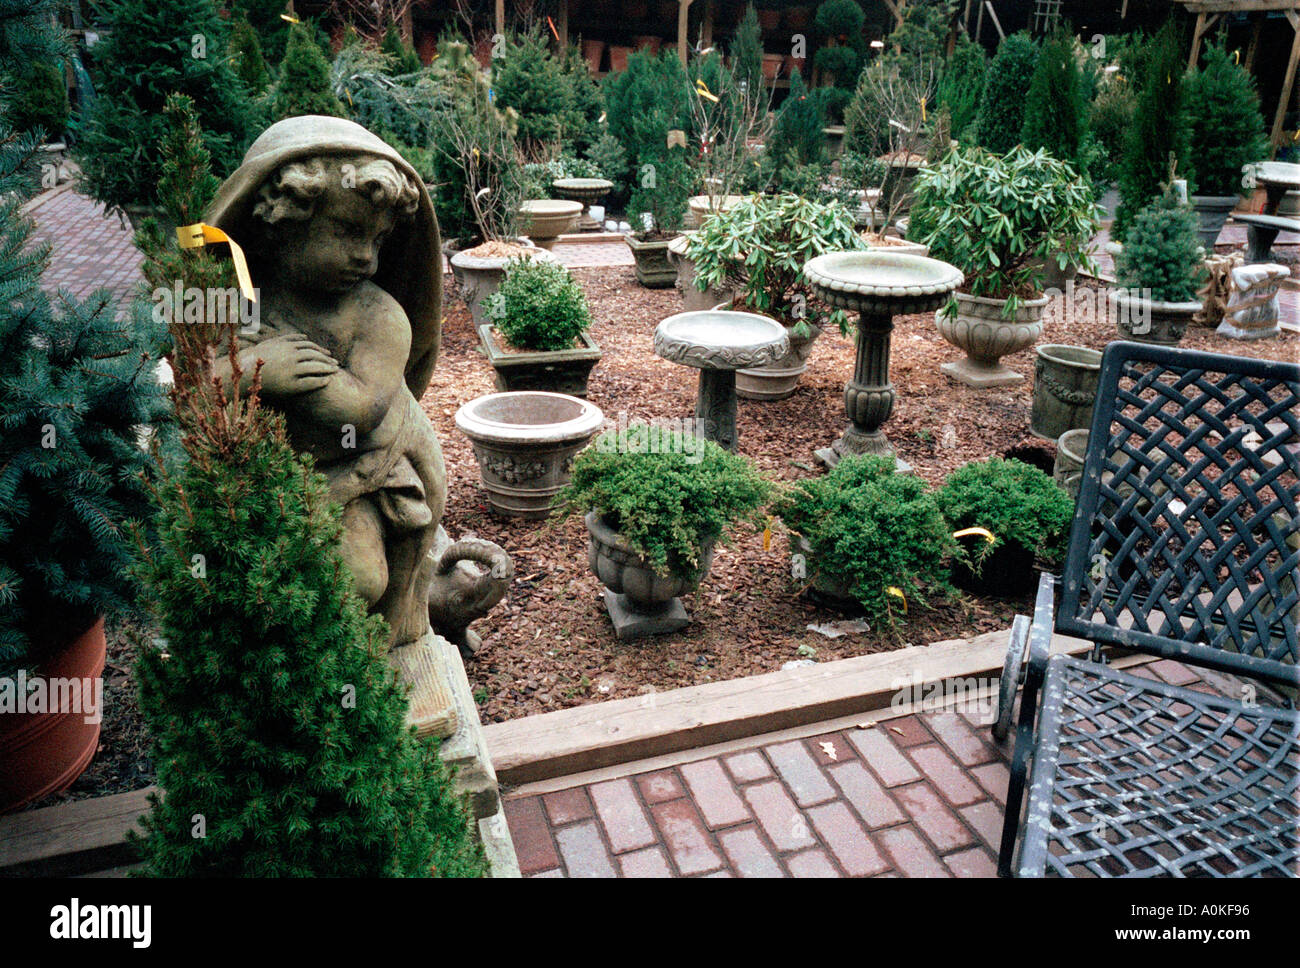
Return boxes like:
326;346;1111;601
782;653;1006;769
552;178;615;231
804;251;963;472
653;310;789;452
1252;162;1300;215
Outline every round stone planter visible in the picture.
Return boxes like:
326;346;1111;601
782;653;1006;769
1053;428;1089;499
456;392;604;519
736;323;823;401
450;241;558;325
1190;194;1239;249
862;233;929;258
585;511;715;640
516;200;583;249
624;233;678;289
1030;344;1102;443
685;194;744;230
667;233;736;312
936;292;1049;388
1111;291;1199;346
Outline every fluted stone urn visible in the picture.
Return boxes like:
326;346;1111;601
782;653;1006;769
804;251;963;471
653;309;789;452
586;512;716;640
552;177;614;231
935;292;1049;388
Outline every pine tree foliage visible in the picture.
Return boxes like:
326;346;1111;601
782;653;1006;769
380;23;423;75
230;14;272;96
936;32;986;142
730;3;764;99
0;121;169;667
769;70;825;168
1021;29;1086;172
271;21;346;121
492;28;570;156
1114;20;1189;238
973;32;1039;154
74;0;257;214
1183;44;1269;198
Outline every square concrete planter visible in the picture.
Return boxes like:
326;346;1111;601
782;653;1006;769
478;324;602;398
624;233;678;289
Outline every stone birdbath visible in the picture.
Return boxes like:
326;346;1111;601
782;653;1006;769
1251;161;1300;215
516;199;583;249
653;310;789;452
804;251;963;472
552;177;614;231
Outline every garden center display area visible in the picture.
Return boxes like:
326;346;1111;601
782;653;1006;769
0;0;1295;882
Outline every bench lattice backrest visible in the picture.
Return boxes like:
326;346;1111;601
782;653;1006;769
1056;342;1299;689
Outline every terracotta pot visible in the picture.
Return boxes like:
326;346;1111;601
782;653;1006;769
0;618;106;813
609;45;633;72
936;292;1048;388
785;6;812;28
582;39;605;73
417;32;437;66
632;35;661;53
474;38;493;69
785;55;806;77
761;53;783;80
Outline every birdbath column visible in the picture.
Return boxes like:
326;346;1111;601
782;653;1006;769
804;251;964;472
654;310;789;452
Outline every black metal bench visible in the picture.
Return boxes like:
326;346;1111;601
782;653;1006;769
995;341;1299;877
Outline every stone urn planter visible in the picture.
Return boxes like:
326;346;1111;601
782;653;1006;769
1190;194;1239;249
624;233;678;289
668;233;737;312
823;125;846;157
477;324;602;398
450;241;558;325
1053;428;1089;499
456;392;604;519
552;178;614;231
736;320;823;402
0;617;106;813
516;200;583;249
685;194;744;230
1110;290;1199;346
1030;344;1102;443
585;511;715;640
935;292;1049;388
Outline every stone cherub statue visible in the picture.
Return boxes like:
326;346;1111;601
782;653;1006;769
204;116;509;730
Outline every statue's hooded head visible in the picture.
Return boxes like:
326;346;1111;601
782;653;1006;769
206;115;442;397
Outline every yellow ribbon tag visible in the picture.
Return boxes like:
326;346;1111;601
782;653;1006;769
886;587;908;613
920;96;927;123
762;516;772;551
546;16;560;42
1233;49;1239;64
952;527;996;544
176;223;257;303
280;13;300;23
695;79;720;103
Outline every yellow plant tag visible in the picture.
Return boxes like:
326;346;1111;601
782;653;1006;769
920;96;927;123
280;13;300;23
696;79;720;104
886;586;908;612
952;527;996;544
176;223;257;303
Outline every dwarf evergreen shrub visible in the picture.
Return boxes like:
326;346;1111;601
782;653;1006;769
272;21;346;121
1021;29;1087;173
1116;192;1205;303
1183;44;1268;198
935;458;1074;569
485;258;592;352
973;32;1039;154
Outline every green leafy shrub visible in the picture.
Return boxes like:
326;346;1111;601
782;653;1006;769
1021;29;1087;174
485;258;592;351
973;32;1039;154
230;14;271;95
683;192;868;334
1114;20;1189;238
1183;44;1269;198
553;428;772;581
935;458;1074;569
74;0;257;213
381;23;423;75
3;59;69;138
909;145;1098;313
271;21;346;120
937;33;986;142
1087;79;1135;186
0;124;170;670
776;456;956;622
626;142;692;237
1115;192;1205;302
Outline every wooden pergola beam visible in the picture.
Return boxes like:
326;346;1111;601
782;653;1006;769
1187;11;1220;69
1272;9;1300;152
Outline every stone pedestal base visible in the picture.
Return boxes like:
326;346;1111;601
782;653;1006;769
941;357;1023;388
602;588;690;640
816;428;911;473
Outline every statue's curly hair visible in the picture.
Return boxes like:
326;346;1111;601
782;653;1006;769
252;153;420;226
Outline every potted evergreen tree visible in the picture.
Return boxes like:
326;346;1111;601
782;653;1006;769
1112;192;1205;346
0;113;170;811
552;427;771;639
1184;44;1270;249
684;193;868;400
910;145;1097;388
935;458;1074;597
624;143;693;288
478;257;602;397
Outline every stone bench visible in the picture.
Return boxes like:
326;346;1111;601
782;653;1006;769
1230;212;1300;262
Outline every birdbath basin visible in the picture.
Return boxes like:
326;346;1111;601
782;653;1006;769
552;178;614;230
654;310;789;451
517;199;583;249
1251;162;1300;214
803;250;963;470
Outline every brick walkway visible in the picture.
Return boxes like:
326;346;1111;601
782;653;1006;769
503;659;1234;878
